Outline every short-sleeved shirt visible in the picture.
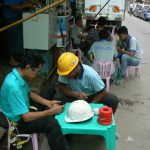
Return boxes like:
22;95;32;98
71;25;82;44
58;64;105;96
88;40;117;61
88;28;99;43
3;0;24;19
0;68;30;122
117;36;141;60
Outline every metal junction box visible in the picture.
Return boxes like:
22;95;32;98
23;12;57;50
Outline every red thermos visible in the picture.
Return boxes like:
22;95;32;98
98;107;112;125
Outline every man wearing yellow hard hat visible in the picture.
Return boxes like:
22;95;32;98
56;52;118;114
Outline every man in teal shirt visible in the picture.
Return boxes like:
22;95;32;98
0;68;30;122
56;52;118;114
0;52;70;150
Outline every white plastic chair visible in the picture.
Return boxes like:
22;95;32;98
126;65;141;78
93;61;114;92
8;121;39;150
0;109;39;150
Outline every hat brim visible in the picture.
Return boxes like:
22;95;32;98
64;112;94;123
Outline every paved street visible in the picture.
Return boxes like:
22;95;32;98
112;13;150;150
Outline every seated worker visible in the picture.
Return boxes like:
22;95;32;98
86;17;116;57
88;16;107;43
71;16;86;49
56;52;118;114
71;16;89;56
88;29;117;74
0;52;70;150
71;16;84;48
88;29;117;62
116;26;141;83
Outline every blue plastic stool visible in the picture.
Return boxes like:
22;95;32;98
55;103;116;150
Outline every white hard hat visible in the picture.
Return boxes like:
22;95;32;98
65;100;94;123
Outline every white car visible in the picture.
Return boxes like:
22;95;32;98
139;5;150;20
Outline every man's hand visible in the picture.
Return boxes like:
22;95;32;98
47;104;65;115
117;47;124;53
22;104;65;122
46;100;62;109
75;92;88;100
51;100;62;107
117;47;135;57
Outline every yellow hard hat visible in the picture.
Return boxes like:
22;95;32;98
57;52;79;75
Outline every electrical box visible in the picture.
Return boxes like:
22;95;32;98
23;12;57;50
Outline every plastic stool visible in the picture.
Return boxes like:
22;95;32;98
126;49;144;78
126;65;141;78
93;61;115;92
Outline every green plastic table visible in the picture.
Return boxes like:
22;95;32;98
55;103;116;150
